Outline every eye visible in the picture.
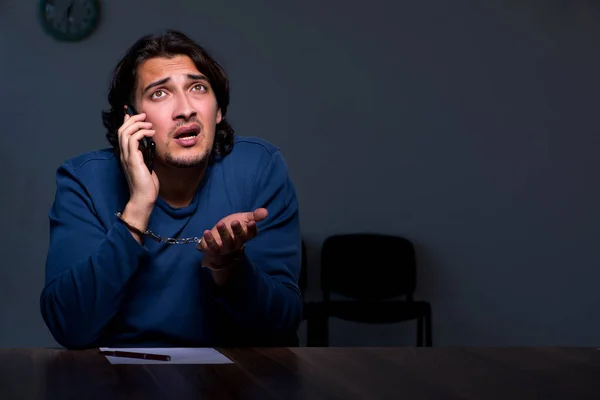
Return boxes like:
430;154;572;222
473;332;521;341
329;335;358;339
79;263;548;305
151;90;166;99
192;84;208;92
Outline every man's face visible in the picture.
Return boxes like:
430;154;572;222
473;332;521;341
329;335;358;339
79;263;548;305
134;55;222;168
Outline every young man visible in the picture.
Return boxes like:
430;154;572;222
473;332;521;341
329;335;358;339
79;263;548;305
40;30;302;349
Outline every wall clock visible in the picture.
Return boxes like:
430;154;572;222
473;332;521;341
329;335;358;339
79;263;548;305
38;0;101;42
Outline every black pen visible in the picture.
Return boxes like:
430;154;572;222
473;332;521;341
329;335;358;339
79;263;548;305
100;350;171;362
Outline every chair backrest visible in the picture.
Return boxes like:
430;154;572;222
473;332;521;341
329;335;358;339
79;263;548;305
320;233;416;301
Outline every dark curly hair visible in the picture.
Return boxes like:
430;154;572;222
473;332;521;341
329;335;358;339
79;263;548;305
101;30;234;159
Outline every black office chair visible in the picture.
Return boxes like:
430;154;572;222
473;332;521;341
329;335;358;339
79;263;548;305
299;239;326;346
310;233;432;347
300;239;318;321
300;239;307;296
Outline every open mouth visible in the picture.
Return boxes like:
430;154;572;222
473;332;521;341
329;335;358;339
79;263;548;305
174;129;199;140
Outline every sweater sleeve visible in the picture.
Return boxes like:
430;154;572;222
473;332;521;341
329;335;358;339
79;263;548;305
212;149;303;344
40;162;148;349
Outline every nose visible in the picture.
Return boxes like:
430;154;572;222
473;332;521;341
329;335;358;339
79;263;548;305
172;94;196;120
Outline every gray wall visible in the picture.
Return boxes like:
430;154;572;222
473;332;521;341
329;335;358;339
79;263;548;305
1;0;599;347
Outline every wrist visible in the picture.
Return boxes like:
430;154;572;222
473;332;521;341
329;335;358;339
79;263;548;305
204;249;245;286
127;197;155;215
123;201;153;225
121;201;153;244
211;267;236;287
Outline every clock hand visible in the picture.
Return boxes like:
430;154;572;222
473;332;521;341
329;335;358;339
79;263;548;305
65;1;75;32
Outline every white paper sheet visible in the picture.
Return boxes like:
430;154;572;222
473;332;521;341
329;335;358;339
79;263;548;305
99;347;234;364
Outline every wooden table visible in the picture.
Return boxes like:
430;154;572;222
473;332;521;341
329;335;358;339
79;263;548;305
0;347;598;399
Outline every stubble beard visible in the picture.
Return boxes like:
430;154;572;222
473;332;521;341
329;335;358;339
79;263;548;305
164;150;209;168
164;119;211;168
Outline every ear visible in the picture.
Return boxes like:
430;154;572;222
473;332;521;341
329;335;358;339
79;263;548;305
216;108;222;124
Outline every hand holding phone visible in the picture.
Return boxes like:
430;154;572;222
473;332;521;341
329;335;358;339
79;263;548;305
119;106;159;243
126;105;155;173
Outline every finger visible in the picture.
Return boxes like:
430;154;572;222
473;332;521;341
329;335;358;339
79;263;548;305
124;105;134;119
196;234;208;252
246;220;258;241
127;129;156;168
203;230;222;254
196;229;213;252
120;112;147;129
121;113;131;160
118;112;144;147
119;120;130;161
121;121;154;144
231;220;246;249
217;222;235;253
118;114;149;159
248;208;268;223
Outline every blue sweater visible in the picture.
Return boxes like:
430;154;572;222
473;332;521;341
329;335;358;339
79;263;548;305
40;136;302;349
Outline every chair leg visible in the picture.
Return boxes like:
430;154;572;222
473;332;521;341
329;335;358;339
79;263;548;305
320;316;329;346
416;315;424;347
305;302;329;346
308;318;328;346
425;303;432;347
314;306;329;346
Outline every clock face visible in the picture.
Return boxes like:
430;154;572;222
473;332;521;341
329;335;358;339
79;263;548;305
38;0;101;42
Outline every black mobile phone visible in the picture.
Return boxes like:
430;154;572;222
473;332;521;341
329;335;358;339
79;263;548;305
126;105;155;173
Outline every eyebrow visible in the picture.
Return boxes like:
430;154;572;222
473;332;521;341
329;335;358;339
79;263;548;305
142;74;209;94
